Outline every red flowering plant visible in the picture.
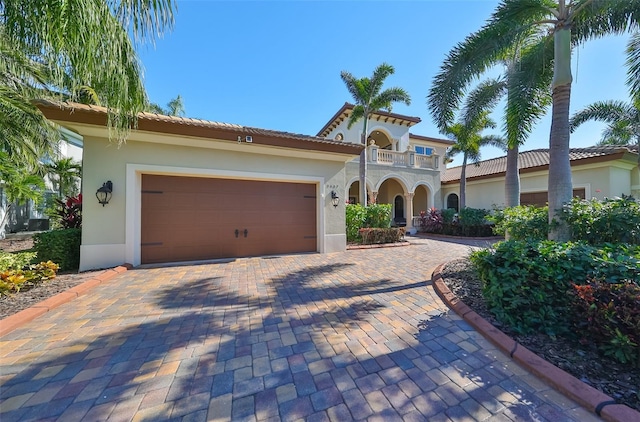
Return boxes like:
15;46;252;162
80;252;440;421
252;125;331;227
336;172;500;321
571;280;640;366
55;194;82;229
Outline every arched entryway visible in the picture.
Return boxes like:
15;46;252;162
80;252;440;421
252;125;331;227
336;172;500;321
413;184;430;216
367;129;393;150
393;195;405;226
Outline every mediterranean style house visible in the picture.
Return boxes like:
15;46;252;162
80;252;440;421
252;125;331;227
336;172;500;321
36;100;639;270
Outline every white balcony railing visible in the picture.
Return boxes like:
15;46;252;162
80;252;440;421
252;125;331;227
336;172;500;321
368;146;439;170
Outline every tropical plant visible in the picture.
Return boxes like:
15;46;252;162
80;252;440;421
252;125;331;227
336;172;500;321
340;63;411;206
570;98;640;166
0;153;45;238
432;0;640;241
0;0;176;148
429;26;553;208
147;95;185;116
443;80;505;210
45;158;82;198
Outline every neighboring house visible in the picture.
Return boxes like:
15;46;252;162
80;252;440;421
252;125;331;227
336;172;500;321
38;101;363;271
441;145;640;210
317;103;453;228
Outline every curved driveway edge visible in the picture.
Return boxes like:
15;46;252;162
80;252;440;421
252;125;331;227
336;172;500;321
0;264;132;338
432;263;640;422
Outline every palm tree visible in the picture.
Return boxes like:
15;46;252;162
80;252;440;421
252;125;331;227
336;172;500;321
432;0;640;241
45;158;83;198
340;63;411;206
444;80;506;210
570;100;640;146
0;0;176;146
429;19;554;208
147;95;186;116
570;34;640;166
0;153;45;238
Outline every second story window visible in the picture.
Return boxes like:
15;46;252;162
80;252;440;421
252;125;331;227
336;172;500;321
414;146;433;155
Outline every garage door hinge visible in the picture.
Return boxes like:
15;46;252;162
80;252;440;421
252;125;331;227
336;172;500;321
303;195;316;199
141;242;163;246
303;236;317;239
142;190;163;194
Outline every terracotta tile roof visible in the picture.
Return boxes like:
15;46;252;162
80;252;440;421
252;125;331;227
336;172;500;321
409;133;455;146
36;100;364;155
317;102;421;138
442;145;639;183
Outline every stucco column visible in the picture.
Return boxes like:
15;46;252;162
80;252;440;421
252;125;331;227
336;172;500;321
405;192;415;230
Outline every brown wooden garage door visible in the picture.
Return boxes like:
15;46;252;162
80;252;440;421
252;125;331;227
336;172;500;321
520;188;586;207
141;175;317;264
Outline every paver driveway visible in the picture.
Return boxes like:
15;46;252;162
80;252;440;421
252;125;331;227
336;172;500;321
0;237;599;421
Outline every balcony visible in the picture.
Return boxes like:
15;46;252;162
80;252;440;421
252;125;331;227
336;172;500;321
369;145;439;170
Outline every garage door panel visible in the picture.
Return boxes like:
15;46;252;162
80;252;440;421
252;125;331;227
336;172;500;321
141;175;317;264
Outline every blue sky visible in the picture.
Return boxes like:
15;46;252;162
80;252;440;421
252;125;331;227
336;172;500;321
137;0;632;166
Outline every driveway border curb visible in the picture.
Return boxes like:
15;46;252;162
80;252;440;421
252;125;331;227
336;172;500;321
431;263;640;422
0;264;132;338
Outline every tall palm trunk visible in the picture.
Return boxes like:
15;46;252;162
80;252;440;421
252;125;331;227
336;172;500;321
460;152;468;210
504;144;520;207
360;117;369;205
548;27;573;241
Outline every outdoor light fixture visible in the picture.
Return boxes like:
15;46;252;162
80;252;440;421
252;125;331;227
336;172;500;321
331;190;340;208
96;181;113;206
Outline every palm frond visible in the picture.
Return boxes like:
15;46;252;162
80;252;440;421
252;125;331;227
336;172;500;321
572;0;640;43
504;33;553;148
570;100;635;130
627;32;640;103
369;63;395;99
462;78;506;128
347;106;365;130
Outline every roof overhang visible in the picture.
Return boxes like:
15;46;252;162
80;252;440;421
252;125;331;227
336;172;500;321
37;101;364;157
317;102;421;138
409;133;454;146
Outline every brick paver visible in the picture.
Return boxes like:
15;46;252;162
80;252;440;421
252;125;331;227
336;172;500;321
0;237;601;421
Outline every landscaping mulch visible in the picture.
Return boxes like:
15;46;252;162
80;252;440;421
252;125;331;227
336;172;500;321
441;258;640;411
0;237;100;320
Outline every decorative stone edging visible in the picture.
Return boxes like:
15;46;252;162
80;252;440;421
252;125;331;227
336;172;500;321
431;263;640;422
0;264;132;338
417;233;504;241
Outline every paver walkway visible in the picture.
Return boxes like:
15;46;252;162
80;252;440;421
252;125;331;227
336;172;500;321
0;237;600;421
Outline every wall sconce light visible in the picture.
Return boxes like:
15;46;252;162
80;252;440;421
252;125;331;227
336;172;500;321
96;181;113;206
330;190;340;208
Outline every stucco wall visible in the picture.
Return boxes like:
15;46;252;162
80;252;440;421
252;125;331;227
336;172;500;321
79;131;351;270
442;161;637;210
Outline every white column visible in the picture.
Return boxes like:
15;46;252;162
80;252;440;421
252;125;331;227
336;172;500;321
405;192;415;233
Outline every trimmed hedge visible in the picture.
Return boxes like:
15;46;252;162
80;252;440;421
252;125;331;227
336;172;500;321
33;228;81;271
358;227;405;245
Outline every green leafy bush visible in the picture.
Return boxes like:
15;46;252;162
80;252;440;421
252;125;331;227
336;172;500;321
439;207;493;237
365;203;392;228
562;196;640;245
346;203;392;243
359;228;405;244
572;281;640;366
0;261;59;295
471;240;640;335
33;228;81;271
490;205;549;241
0;251;37;271
441;208;456;224
346;204;367;242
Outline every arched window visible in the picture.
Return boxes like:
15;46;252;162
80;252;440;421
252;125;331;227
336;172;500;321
447;193;459;212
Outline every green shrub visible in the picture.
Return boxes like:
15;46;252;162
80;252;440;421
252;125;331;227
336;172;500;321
0;261;59;295
346;204;367;242
440;207;493;237
365;203;392;228
346;203;392;243
471;240;640;335
441;208;456;224
33;228;81;271
359;227;405;244
572;281;640;366
562;196;640;245
0;251;37;271
490;205;549;241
